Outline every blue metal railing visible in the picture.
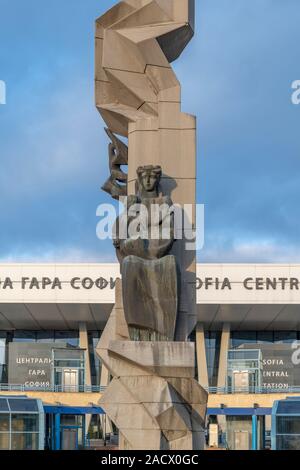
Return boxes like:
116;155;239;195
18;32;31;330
206;386;300;394
2;383;300;394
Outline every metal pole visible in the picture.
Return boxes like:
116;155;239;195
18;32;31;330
54;413;61;451
252;415;258;451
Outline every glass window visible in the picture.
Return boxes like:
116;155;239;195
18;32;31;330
277;416;300;434
36;331;55;343
257;332;274;343
205;331;221;349
277;401;300;414
11;432;39;450
205;332;221;387
54;331;79;347
0;399;9;412
274;331;297;344
231;332;257;348
0;339;6;364
0;414;9;432
11;414;39;432
88;331;102;386
8;399;38;412
228;349;260;361
0;433;9;450
0;335;8;383
276;435;300;450
61;415;83;426
12;331;36;343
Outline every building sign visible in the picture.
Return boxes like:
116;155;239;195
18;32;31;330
2;264;300;303
8;343;63;388
196;277;300;291
0;277;119;291
1;276;300;292
241;344;300;390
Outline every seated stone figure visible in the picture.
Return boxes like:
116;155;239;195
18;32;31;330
114;165;174;261
114;165;178;341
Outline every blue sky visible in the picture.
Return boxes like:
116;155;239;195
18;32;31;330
0;0;299;263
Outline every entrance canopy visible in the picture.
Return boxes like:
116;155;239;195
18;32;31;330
44;405;104;415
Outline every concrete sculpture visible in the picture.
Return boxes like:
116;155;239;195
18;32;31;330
95;0;207;450
101;128;128;200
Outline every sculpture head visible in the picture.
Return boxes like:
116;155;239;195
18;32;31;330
137;165;162;197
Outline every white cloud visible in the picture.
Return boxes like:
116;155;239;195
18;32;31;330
0;245;117;264
199;238;300;263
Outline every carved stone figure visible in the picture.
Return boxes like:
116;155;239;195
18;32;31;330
114;165;175;262
102;128;128;200
113;164;178;340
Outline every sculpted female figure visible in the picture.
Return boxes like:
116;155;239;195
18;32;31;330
114;165;175;262
113;165;178;341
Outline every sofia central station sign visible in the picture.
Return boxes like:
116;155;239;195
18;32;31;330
1;275;300;292
0;263;300;304
197;277;300;290
0;276;118;290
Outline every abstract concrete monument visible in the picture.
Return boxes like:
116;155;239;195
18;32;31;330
95;0;207;450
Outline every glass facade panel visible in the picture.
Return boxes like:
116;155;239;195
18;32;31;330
0;398;41;450
11;414;39;432
277;416;300;434
277;401;300;414
227;349;262;392
36;331;55;343
0;337;7;383
230;332;257;348
0;414;9;432
257;332;274;343
53;349;85;391
274;331;297;344
11;432;39;450
0;330;101;386
54;331;79;347
0;433;9;449
228;349;260;361
13;331;36;343
8;399;38;412
276;435;300;450
61;415;83;427
0;398;9;412
205;332;221;387
230;331;300;348
0;339;5;365
88;331;101;386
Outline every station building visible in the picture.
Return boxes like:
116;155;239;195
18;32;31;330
1;263;300;450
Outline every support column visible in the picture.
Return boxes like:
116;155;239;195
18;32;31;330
54;413;61;451
79;322;91;387
100;364;110;390
261;416;266;450
217;323;231;391
79;323;92;437
100;364;113;435
252;415;258;450
196;323;209;389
